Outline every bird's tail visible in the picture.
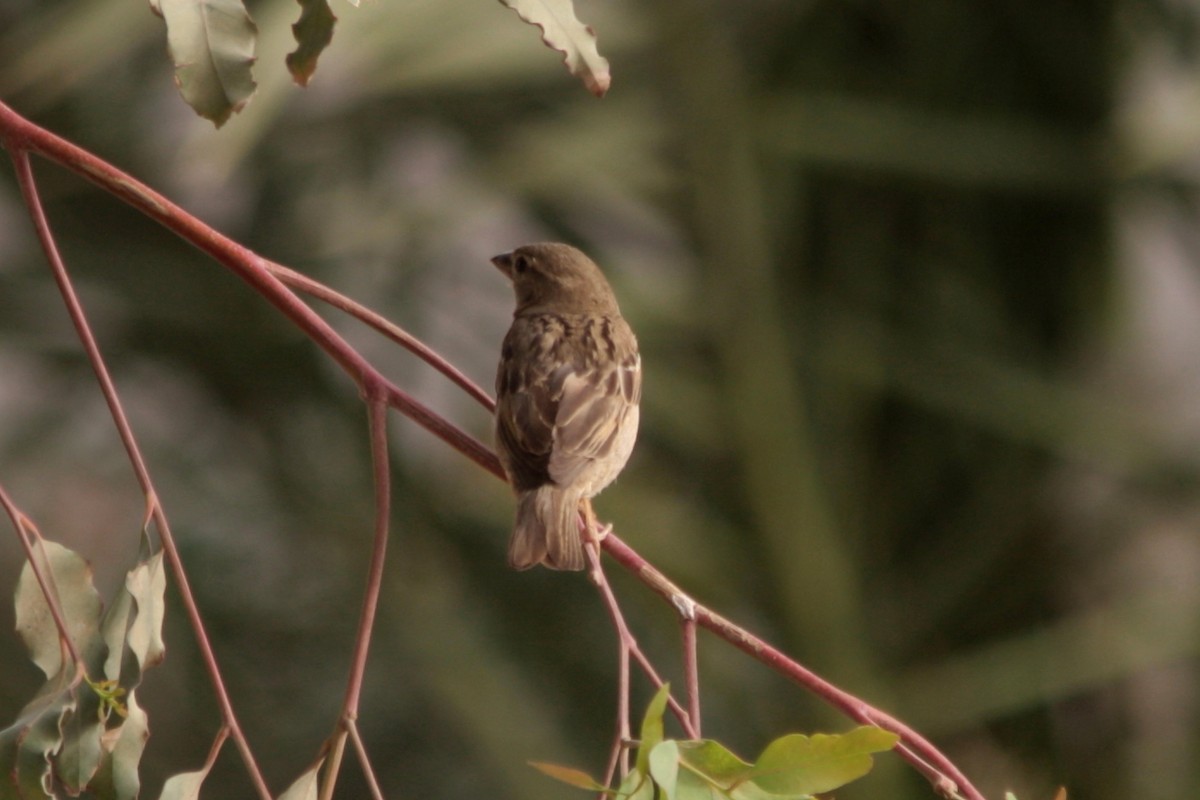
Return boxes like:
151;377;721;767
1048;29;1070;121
508;486;585;571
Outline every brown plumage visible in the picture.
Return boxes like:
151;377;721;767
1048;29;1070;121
492;242;642;570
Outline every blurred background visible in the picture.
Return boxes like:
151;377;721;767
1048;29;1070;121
1;0;1198;798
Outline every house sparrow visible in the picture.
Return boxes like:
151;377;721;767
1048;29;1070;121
493;243;641;570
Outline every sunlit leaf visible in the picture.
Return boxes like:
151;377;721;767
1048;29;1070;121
677;739;752;784
528;760;606;790
124;551;167;673
498;0;611;97
286;0;336;86
678;740;798;800
675;765;728;800
748;726;898;796
277;758;325;800
158;0;258;126
616;769;654;800
158;766;212;800
648;740;680;798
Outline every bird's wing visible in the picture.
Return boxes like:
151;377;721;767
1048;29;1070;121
547;344;641;488
495;350;557;491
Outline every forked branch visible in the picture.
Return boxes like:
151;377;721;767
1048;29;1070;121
0;98;987;800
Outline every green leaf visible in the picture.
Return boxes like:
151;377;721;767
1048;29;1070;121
286;0;336;86
498;0;611;97
636;682;671;776
123;551;167;674
277;758;325;800
528;761;606;790
675;765;729;800
158;0;258;126
649;740;680;799
91;693;150;800
158;766;212;800
15;540;103;678
676;740;791;800
4;539;168;799
0;679;75;800
677;739;753;785
6;541;103;796
57;700;106;792
748;726;899;796
616;769;655;800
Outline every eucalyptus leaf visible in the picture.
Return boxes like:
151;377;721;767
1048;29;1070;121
15;541;102;679
676;739;752;785
277;758;325;800
158;766;212;800
636;682;671;776
648;740;680;800
498;0;610;96
158;0;258;126
749;726;898;796
616;769;655;800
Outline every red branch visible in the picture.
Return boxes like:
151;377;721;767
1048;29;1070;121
0;98;987;800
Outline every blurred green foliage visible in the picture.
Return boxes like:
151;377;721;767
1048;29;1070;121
2;1;1199;799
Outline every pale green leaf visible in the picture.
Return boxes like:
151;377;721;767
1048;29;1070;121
277;758;325;800
286;0;336;86
101;577;135;681
158;766;212;800
92;693;150;800
649;740;680;799
749;726;899;796
498;0;611;97
124;551;167;672
0;682;75;800
616;769;655;800
675;765;728;799
677;739;752;785
158;0;258;126
15;540;103;678
636;682;671;776
728;781;798;800
7;541;164;799
57;706;106;793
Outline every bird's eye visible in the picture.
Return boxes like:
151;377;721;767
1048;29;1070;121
513;254;530;274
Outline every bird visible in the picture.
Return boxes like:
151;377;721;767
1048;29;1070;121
492;242;641;571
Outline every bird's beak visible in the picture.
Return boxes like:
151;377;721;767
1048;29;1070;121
491;252;514;279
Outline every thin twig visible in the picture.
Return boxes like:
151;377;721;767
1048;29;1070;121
323;393;394;800
601;534;986;800
682;617;700;738
5;145;274;800
265;260;495;411
587;542;632;784
347;720;387;800
0;98;990;800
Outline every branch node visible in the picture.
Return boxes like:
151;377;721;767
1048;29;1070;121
935;776;963;799
671;592;697;621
